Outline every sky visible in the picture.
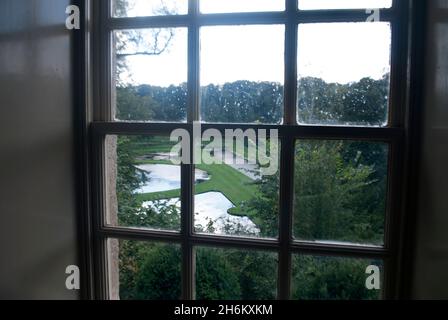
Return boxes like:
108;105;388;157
117;0;392;86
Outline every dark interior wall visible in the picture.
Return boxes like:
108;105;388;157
412;0;448;299
0;0;446;301
0;0;79;299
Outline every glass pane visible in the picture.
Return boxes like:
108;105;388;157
200;25;284;124
201;0;284;13
293;140;389;245
292;255;383;300
105;135;182;232
193;135;280;238
108;239;181;300
113;0;188;17
113;28;187;122
196;247;278;300
299;0;392;10
297;22;391;126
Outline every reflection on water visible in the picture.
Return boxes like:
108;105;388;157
135;164;209;194
142;192;259;235
135;163;259;235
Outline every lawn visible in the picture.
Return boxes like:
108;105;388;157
136;161;260;217
130;136;261;218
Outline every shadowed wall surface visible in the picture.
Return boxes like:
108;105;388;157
412;0;448;299
0;0;79;299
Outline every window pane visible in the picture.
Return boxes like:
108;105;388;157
113;0;188;17
200;0;284;13
108;239;181;300
299;0;392;10
297;22;391;126
113;28;187;122
292;255;383;300
200;25;284;124
293;140;389;245
196;247;278;300
105;135;182;232
194;136;280;238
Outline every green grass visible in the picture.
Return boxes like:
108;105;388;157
195;163;258;208
131;136;177;156
135;162;259;217
130;137;261;219
134;159;172;165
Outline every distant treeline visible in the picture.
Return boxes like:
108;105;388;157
116;75;389;126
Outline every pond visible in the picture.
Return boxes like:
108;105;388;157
135;163;259;235
142;191;259;235
135;164;209;194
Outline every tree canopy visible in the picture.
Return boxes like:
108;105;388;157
113;74;389;300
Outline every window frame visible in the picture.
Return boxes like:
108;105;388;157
84;0;413;300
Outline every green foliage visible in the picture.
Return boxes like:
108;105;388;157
201;81;283;124
292;255;380;300
116;87;156;121
293;140;384;244
246;172;279;238
196;248;277;300
298;75;389;126
116;136;181;229
116;75;389;125
116;135;142;226
196;249;241;300
134;244;182;300
114;75;389;300
226;250;278;300
135;84;187;122
118;241;181;300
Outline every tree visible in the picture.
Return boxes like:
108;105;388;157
226;250;277;300
298;75;389;126
113;0;176;86
134;244;182;300
116;135;142;227
116;87;157;121
136;84;187;121
122;244;242;300
115;74;390;300
196;249;241;300
246;171;279;238
201;81;283;123
293;140;382;244
115;136;182;300
292;255;379;300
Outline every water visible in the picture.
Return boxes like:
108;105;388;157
142;191;259;235
135;163;259;235
135;164;209;194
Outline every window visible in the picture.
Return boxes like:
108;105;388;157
91;0;408;300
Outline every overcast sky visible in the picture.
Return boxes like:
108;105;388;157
118;0;392;86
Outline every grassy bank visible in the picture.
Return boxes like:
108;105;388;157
136;161;259;216
130;136;260;218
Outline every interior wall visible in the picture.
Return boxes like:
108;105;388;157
0;0;79;299
1;0;448;301
412;0;448;299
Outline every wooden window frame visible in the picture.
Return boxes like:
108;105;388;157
72;0;422;300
